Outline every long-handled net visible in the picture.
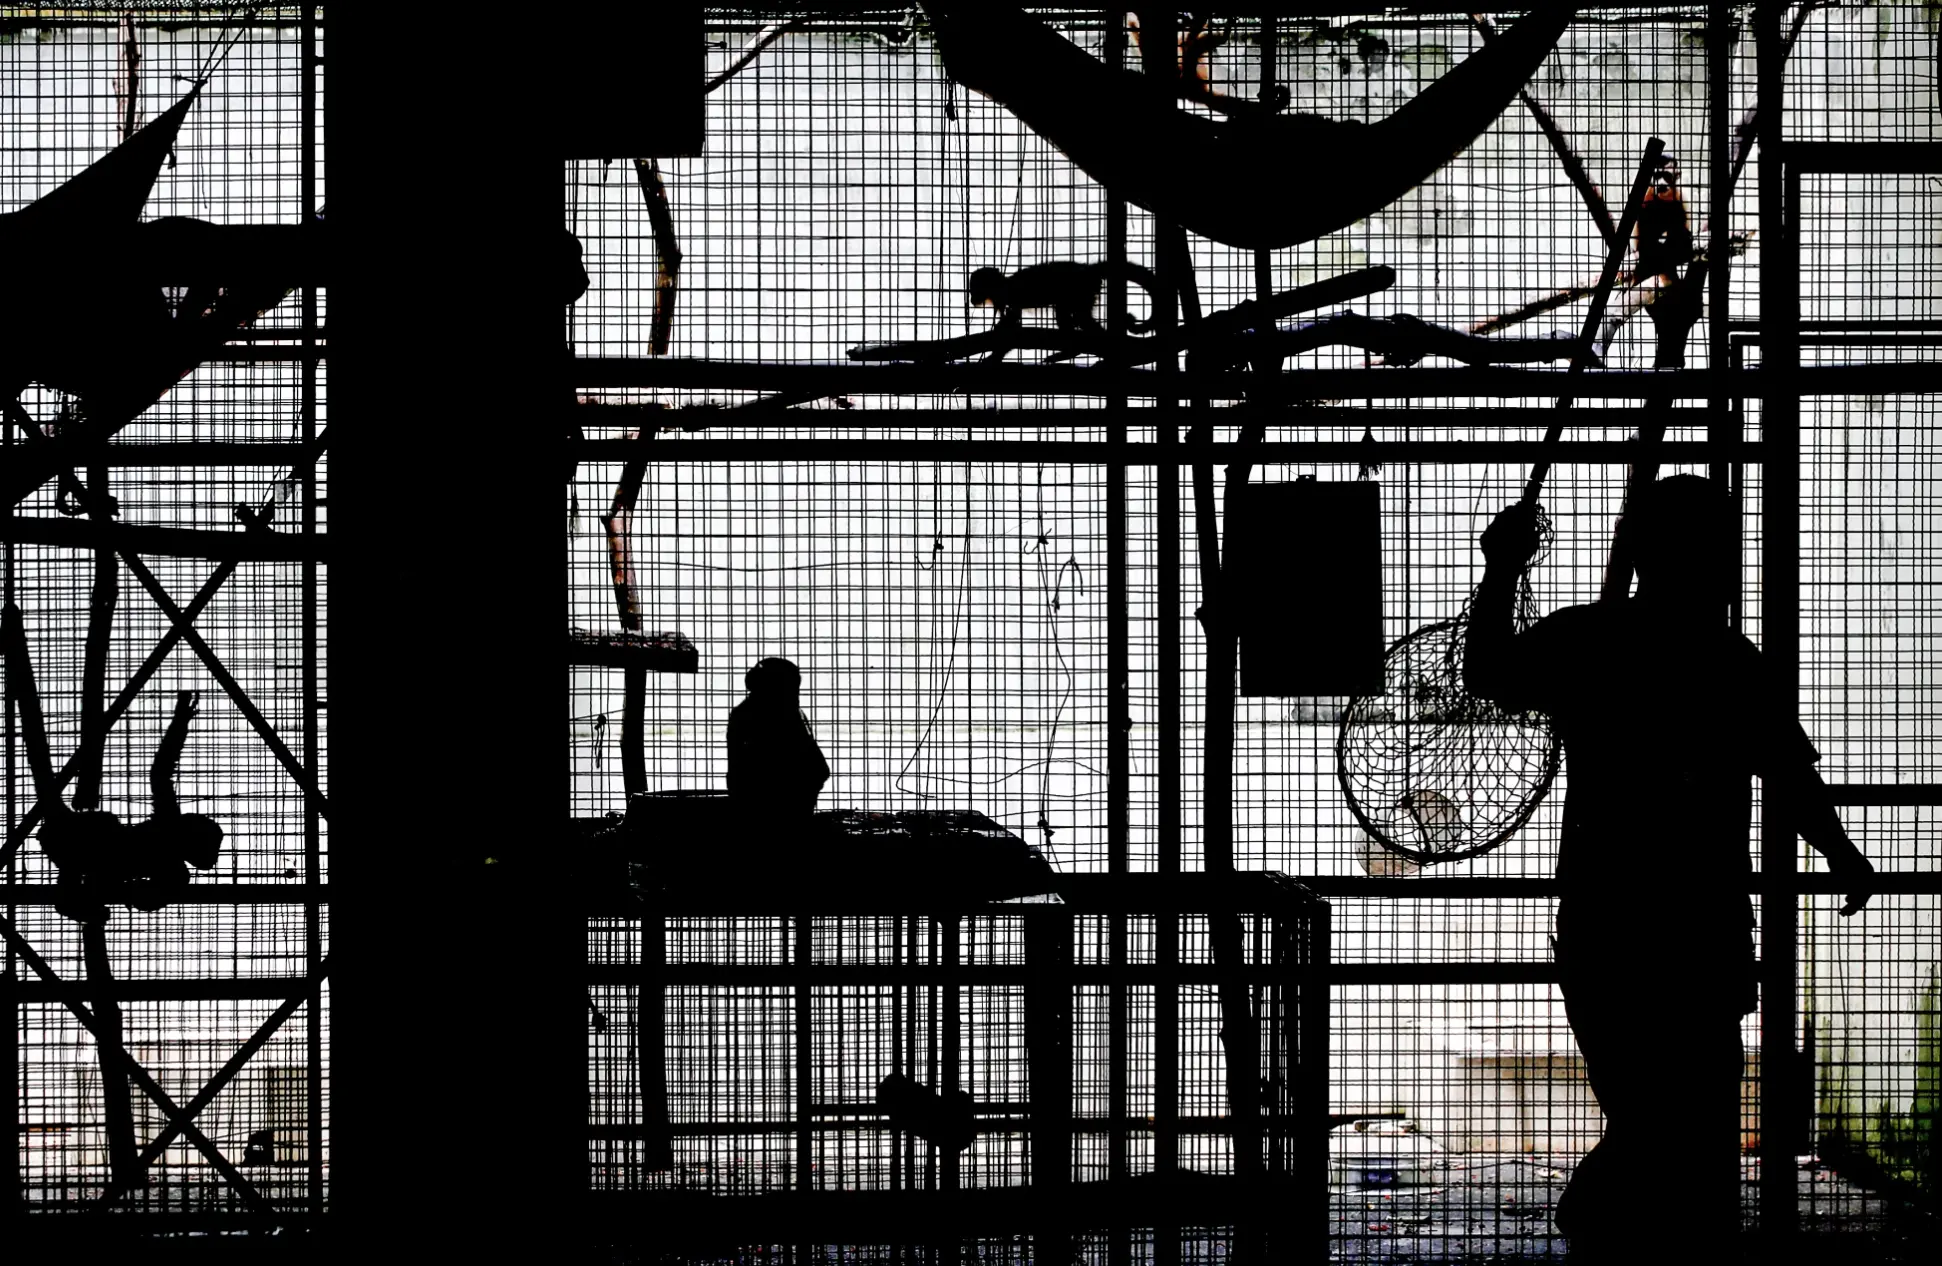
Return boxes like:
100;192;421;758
1336;140;1667;866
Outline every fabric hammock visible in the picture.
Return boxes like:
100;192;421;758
1;85;295;512
920;5;1578;251
4;85;199;233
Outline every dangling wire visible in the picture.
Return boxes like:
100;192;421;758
896;464;972;799
191;2;267;87
912;460;944;570
1026;464;1081;855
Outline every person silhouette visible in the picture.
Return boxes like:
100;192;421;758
1464;475;1874;1263
726;657;830;829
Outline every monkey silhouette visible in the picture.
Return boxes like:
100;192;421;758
726;658;830;830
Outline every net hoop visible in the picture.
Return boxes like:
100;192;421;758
1336;618;1562;865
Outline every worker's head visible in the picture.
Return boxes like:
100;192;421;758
746;657;802;697
1618;474;1734;607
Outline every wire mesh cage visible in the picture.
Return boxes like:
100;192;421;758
2;2;325;1225
587;871;1327;1256
568;6;1941;1263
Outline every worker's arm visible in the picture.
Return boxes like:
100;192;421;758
1767;757;1875;917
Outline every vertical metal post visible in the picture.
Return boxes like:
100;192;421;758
1107;429;1130;1251
1024;907;1072;1221
1156;429;1180;1216
795;914;813;1193
892;915;904;1194
1144;13;1180;413
2;969;16;1214
1756;1;1801;1245
1109;448;1129;877
1254;17;1277;310
1707;1;1733;489
942;915;960;1193
300;0;324;1218
1106;9;1129;411
1301;901;1332;1259
2;175;14;1215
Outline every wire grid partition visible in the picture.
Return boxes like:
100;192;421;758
572;7;1942;1263
2;4;326;1225
588;875;1327;1261
567;7;1919;407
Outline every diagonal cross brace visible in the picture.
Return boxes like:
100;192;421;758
118;548;328;820
0;555;235;869
0;428;329;869
92;953;331;1210
0;911;269;1210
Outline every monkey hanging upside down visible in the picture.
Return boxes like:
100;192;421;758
967;259;1169;350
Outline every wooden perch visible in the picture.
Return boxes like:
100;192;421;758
633;158;682;356
1471;2;1821;344
1468;231;1751;340
704;16;808;95
1470;12;1616;248
602;427;657;799
850;267;1398;365
1582;8;1832;601
920;4;1577;250
114;13;140;144
1256;312;1592;367
852;306;1581;371
602;427;654;633
1189;266;1396;341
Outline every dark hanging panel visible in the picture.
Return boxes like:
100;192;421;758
555;5;703;158
1232;479;1384;698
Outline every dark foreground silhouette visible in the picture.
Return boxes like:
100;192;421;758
1465;475;1874;1262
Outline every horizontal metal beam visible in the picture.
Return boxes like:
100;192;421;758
601;964;1322;985
5;518;325;563
592;868;1938;917
1304;870;1941;897
94;444;325;467
573;438;1766;464
0;884;327;904
585;1174;1342;1243
1826;783;1942;806
12;975;317;1002
591;1114;1291;1140
203;346;325;363
1728;320;1942;334
574;357;1939;398
1784;141;1942;174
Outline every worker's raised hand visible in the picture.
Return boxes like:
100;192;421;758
1480;501;1542;571
1834;850;1876;917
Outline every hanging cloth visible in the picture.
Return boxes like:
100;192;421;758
920;6;1575;250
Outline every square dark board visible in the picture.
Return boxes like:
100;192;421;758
1232;479;1384;698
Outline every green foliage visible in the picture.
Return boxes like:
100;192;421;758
1818;965;1939;1210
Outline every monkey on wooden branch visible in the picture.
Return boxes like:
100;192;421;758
967;260;1168;364
853;303;1589;370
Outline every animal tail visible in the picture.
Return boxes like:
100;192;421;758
1102;260;1169;335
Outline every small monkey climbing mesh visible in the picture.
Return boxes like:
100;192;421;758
1335;507;1560;865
